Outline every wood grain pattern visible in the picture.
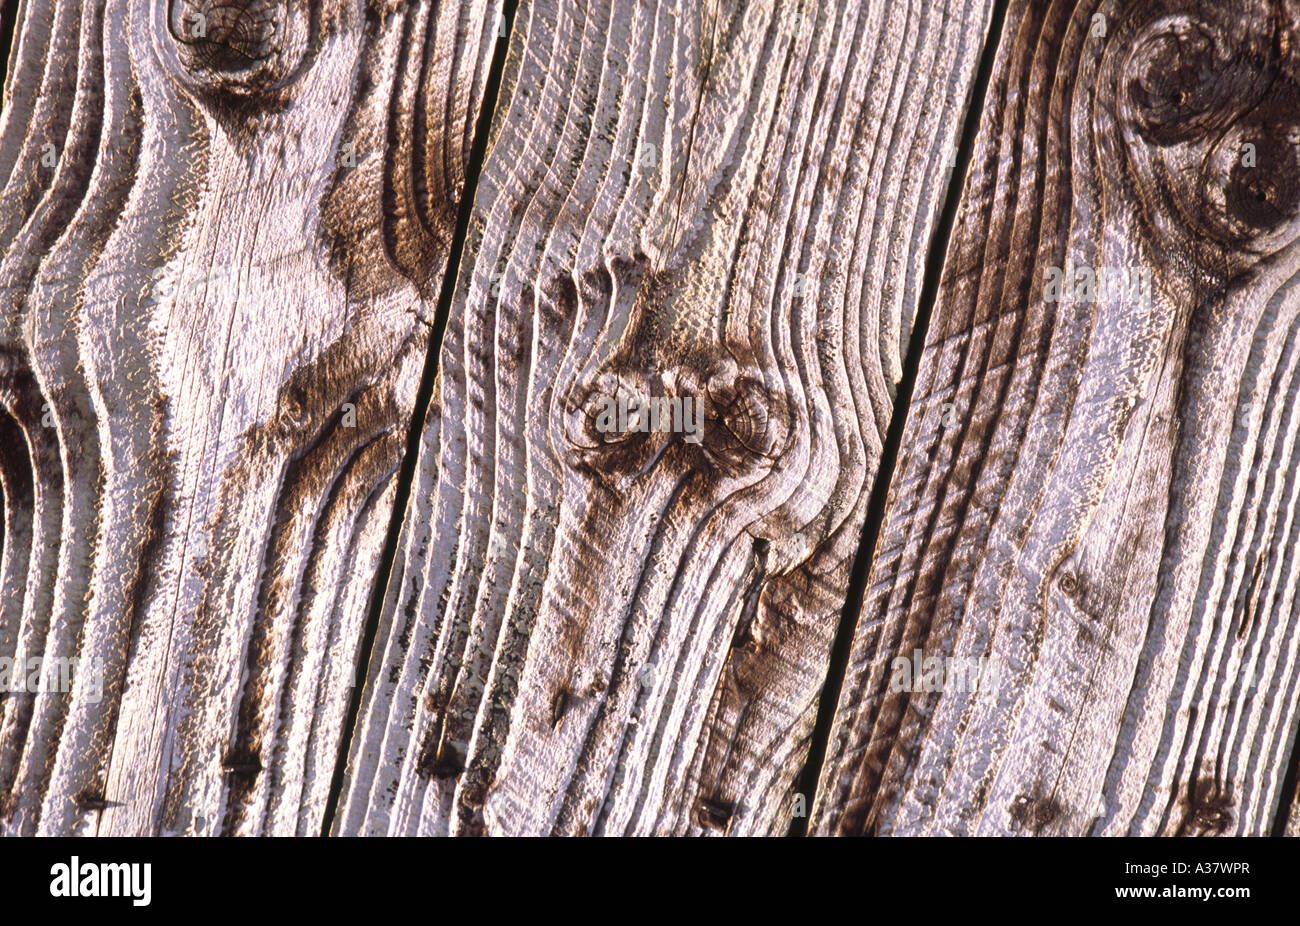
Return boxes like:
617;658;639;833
10;0;1296;840
0;0;497;835
812;0;1300;837
335;0;996;836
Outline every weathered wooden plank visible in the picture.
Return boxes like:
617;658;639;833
812;0;1300;836
0;0;498;835
336;0;996;836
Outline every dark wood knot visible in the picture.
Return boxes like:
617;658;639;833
693;360;790;476
1121;10;1275;147
166;0;310;99
1197;113;1300;247
1115;6;1300;263
561;359;790;484
565;369;660;452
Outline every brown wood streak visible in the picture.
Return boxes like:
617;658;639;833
0;0;497;834
813;0;1300;836
335;0;996;835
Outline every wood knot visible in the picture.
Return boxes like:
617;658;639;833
1121;11;1275;147
561;358;790;487
1115;7;1300;268
560;364;700;481
694;360;790;476
166;0;310;100
565;369;662;454
1197;115;1300;248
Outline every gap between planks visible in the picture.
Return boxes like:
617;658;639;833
319;0;521;837
788;0;1011;838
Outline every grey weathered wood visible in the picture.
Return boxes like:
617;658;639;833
335;0;996;836
10;0;1294;841
812;0;1300;837
0;0;498;835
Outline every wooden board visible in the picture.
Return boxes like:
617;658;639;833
0;0;498;835
6;0;1299;840
334;0;996;836
811;0;1300;837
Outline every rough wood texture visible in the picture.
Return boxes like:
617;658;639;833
0;0;497;835
335;0;995;836
10;0;1299;841
812;0;1300;836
